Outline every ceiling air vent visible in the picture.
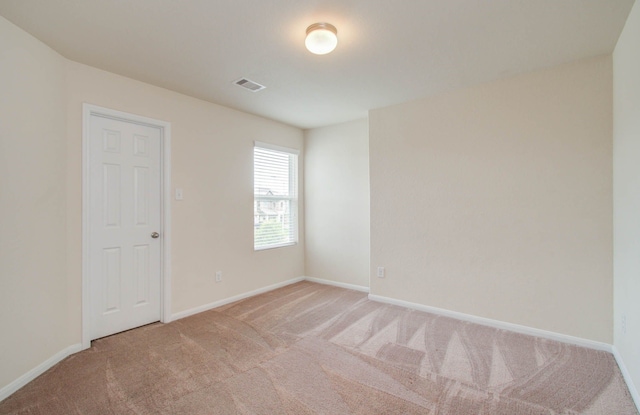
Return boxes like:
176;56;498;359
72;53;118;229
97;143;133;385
233;78;266;92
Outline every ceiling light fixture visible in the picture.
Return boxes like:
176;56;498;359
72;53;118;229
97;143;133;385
305;23;338;55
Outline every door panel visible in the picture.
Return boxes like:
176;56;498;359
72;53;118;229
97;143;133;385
89;114;162;340
133;244;150;306
103;247;121;314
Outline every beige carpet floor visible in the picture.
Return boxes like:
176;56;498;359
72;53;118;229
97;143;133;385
0;281;637;414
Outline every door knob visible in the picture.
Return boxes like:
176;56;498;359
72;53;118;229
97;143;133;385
151;232;160;239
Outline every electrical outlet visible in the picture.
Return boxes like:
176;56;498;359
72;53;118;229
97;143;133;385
215;271;222;283
377;267;385;278
622;314;627;335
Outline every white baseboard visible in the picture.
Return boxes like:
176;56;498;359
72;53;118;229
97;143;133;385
304;276;370;293
0;343;82;402
368;294;612;352
171;277;305;321
612;346;640;411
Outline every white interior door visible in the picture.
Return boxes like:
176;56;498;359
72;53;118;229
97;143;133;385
88;114;162;340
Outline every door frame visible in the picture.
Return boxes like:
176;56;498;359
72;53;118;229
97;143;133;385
81;103;172;349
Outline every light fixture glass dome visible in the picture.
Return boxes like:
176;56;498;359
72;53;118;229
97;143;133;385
305;23;338;55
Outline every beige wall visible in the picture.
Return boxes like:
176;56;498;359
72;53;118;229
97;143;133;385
614;0;640;396
0;17;70;390
304;119;370;288
369;56;613;342
65;61;305;327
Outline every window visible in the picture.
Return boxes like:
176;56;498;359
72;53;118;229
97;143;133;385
253;142;298;250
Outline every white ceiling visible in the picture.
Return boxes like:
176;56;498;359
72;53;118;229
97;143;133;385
0;0;635;129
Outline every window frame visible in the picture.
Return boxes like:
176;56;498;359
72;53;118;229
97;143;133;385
253;141;299;251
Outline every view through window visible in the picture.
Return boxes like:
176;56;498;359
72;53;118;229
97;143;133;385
253;143;298;250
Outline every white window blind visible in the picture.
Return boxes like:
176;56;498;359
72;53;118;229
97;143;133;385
254;142;298;250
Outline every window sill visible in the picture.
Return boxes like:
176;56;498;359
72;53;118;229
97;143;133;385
254;242;298;251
